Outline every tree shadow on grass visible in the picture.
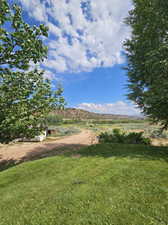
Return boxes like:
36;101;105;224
0;143;88;172
0;157;20;172
70;143;168;162
1;143;168;172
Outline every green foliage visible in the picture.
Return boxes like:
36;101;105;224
124;0;168;129
99;128;151;145
53;84;66;109
0;2;48;69
0;1;65;143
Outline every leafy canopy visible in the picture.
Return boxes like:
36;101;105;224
0;0;65;143
124;0;168;129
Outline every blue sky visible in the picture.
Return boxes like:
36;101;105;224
10;0;140;116
62;65;128;105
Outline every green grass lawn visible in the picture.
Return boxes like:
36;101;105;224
0;144;168;225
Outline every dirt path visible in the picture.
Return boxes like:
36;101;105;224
0;130;97;165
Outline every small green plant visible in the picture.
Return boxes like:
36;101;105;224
98;128;151;145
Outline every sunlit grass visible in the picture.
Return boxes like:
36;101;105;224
0;143;168;225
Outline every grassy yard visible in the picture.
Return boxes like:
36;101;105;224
0;144;168;225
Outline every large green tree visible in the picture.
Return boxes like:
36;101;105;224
0;0;65;143
124;0;168;129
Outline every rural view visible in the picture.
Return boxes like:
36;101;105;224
0;0;168;225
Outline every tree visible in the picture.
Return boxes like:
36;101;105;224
0;0;65;143
124;0;168;129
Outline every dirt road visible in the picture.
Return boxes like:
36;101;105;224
0;130;97;165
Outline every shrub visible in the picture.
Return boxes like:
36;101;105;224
98;128;151;145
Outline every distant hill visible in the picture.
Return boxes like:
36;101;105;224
53;108;143;120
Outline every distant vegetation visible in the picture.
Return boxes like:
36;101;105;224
45;108;146;128
46;114;63;126
91;119;146;124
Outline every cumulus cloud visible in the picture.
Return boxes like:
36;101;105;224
20;0;48;21
19;0;132;75
77;101;142;116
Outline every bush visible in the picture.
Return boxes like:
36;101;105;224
98;128;151;145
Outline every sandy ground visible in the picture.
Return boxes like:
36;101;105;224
151;138;168;146
0;130;98;164
1;129;167;170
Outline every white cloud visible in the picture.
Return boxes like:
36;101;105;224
20;0;48;21
77;101;142;116
43;70;54;80
19;0;132;74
